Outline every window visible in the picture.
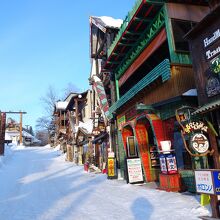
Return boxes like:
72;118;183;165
171;19;197;52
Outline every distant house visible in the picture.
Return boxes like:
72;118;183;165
53;90;93;164
5;118;39;146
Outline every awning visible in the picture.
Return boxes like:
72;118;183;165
192;99;220;115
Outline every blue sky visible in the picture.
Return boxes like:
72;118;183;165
0;0;135;130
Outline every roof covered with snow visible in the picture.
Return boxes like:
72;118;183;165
90;16;123;33
55;101;68;110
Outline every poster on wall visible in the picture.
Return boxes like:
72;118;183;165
126;158;144;184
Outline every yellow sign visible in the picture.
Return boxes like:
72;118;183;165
108;158;115;177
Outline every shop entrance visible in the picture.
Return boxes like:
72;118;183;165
135;117;159;182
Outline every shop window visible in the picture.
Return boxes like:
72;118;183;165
126;136;138;158
171;19;197;52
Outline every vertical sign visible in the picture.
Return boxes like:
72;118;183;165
93;81;110;123
159;154;167;174
166;154;178;174
108;158;115;177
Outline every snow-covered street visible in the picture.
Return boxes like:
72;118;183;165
0;145;210;220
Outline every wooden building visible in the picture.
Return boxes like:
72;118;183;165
89;16;122;173
186;1;220;217
101;0;209;186
54;91;92;162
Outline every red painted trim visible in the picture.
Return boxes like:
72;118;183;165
119;28;166;87
135;5;154;31
103;1;145;68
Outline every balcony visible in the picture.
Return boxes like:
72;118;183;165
108;59;171;118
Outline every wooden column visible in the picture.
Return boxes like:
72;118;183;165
19;112;23;145
75;98;79;126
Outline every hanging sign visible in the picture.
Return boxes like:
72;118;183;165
190;133;209;154
184;121;210;155
126;158;144;184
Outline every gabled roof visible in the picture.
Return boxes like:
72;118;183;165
90;16;123;33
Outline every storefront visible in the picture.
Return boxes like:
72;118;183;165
185;2;220;217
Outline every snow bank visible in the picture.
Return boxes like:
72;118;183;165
0;143;17;168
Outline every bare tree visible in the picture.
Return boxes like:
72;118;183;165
40;85;58;116
35;116;51;131
62;82;80;99
36;83;80;137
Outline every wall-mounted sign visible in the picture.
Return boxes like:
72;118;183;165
190;133;209;154
184;121;208;134
195;170;214;194
211;55;220;74
117;115;126;130
203;29;220;48
206;46;220;60
126;158;144;184
206;76;220;97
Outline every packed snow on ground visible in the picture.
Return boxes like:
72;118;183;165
0;144;211;220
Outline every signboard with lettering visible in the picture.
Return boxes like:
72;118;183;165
159;154;167;174
211;55;220;74
166;154;178;174
213;171;220;195
107;158;115;177
126;158;144;184
117;115;126;130
195;170;214;194
190;133;209;154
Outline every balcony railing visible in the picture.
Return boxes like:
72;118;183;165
107;0;143;57
108;59;171;119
